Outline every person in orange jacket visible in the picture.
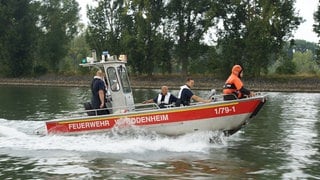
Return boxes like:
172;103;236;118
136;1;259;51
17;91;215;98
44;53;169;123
223;65;255;100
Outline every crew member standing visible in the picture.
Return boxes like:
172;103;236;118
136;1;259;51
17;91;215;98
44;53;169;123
91;70;109;115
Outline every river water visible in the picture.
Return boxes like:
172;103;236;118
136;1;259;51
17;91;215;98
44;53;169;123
0;86;319;179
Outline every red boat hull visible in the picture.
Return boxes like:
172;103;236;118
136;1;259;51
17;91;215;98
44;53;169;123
45;96;266;136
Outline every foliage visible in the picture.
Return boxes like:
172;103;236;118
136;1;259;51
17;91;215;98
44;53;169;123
0;0;80;77
293;50;319;74
269;43;320;76
124;0;171;75
61;32;90;74
0;0;316;79
165;0;219;75
0;0;38;77
313;1;320;40
86;0;173;75
294;39;317;53
313;2;320;65
86;0;126;57
216;0;302;78
33;65;48;76
276;58;296;75
37;0;80;73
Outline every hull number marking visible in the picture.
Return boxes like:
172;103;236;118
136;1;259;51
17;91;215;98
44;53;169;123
214;106;236;115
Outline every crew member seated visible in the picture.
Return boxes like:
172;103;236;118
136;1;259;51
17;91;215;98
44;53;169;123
142;86;177;108
175;77;211;106
223;65;255;100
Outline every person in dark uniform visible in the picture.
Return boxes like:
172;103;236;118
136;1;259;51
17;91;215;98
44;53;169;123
91;70;109;115
176;77;211;106
142;86;177;108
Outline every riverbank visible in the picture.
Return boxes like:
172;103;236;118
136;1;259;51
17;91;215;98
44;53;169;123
0;74;319;93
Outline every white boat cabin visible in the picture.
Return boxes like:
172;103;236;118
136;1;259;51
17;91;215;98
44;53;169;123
80;53;135;114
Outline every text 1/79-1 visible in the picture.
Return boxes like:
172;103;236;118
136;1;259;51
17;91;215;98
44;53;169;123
214;106;236;115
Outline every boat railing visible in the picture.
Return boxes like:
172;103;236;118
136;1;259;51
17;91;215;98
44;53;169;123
62;107;114;118
134;103;160;111
54;103;161;119
43;94;267;125
209;92;264;102
52;94;266;120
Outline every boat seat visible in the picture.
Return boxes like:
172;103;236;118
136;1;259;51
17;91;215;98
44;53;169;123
223;94;237;101
83;102;110;116
84;102;96;116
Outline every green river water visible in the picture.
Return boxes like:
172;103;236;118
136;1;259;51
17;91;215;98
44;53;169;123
0;86;319;179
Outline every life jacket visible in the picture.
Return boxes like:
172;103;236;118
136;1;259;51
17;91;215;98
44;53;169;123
157;93;171;105
223;65;243;98
176;85;191;106
177;85;189;98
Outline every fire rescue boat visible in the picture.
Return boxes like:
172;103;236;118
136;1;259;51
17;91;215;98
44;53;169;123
39;53;267;136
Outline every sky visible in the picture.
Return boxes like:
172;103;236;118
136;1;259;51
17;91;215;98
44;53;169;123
294;0;319;42
77;0;319;43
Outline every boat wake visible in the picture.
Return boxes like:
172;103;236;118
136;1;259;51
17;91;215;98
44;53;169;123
0;124;28;138
0;118;228;156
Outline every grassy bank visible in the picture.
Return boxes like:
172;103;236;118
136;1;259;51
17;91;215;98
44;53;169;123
0;74;319;93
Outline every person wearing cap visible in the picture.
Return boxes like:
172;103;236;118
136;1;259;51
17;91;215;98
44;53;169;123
142;86;177;108
223;65;255;100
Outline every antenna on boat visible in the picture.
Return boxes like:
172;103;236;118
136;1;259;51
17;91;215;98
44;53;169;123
92;50;97;62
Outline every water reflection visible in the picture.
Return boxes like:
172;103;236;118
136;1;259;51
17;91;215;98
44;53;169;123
0;87;320;179
0;86;214;121
133;89;158;103
279;93;320;179
306;101;320;176
0;154;38;179
222;92;320;179
0;86;89;121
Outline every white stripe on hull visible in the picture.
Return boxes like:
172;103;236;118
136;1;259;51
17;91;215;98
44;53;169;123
139;113;250;136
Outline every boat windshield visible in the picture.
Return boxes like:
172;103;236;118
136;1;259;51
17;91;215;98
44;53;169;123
107;67;120;91
117;65;131;93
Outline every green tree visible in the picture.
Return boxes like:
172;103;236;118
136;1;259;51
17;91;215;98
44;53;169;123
87;0;172;75
314;1;320;37
62;32;91;74
294;39;317;53
216;0;302;77
165;0;218;75
313;1;320;65
293;50;319;74
0;0;38;77
275;57;296;74
38;0;80;73
86;0;124;56
292;39;319;67
128;0;172;75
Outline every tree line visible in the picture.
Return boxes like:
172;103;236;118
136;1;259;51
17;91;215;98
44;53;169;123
1;0;320;78
0;0;79;77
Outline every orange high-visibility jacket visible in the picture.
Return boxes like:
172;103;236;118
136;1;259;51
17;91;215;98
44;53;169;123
223;65;244;98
